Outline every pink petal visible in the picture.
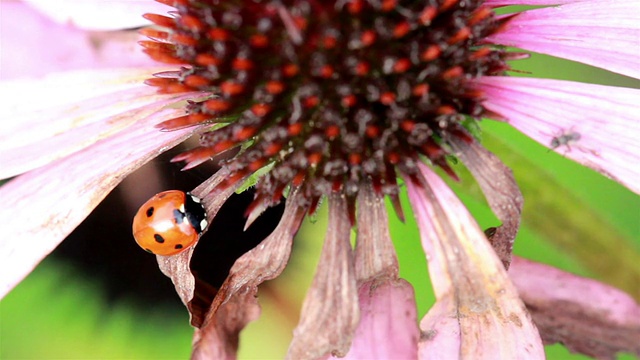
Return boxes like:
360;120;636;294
485;0;640;79
0;68;184;179
23;0;172;30
287;194;360;359
407;164;544;359
485;0;584;5
354;183;398;283
0;106;195;299
510;257;640;358
475;76;640;194
336;280;419;360
0;3;160;80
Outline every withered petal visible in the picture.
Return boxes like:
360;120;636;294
354;182;399;283
407;163;544;359
450;138;523;269
191;187;306;358
212;187;307;310
510;257;640;359
191;287;261;360
287;194;359;359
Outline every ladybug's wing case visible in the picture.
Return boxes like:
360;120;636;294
132;191;200;256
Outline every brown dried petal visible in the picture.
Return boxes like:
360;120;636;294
510;257;640;359
287;194;359;359
450;138;523;269
157;168;237;327
191;287;261;360
354;182;399;283
190;187;307;358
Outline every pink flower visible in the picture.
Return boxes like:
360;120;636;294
1;0;638;359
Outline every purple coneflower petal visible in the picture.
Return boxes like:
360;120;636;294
475;76;640;194
510;257;640;358
335;185;418;359
288;194;359;359
407;163;544;359
338;280;418;360
0;69;183;179
0;98;196;299
354;184;398;282
22;0;172;31
0;3;159;80
485;0;587;6
485;0;640;79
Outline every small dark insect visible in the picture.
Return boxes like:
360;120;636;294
550;130;581;151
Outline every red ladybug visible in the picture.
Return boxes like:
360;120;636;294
132;190;208;256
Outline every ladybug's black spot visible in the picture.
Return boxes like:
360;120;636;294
144;248;154;254
146;207;154;217
175;244;183;250
173;209;186;224
154;234;165;243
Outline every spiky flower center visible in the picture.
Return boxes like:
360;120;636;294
142;0;511;219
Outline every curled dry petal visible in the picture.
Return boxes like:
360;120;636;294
475;76;640;195
510;257;640;359
450;138;523;269
406;163;544;359
190;188;307;358
288;194;359;359
156;168;237;327
191;287;262;360
485;0;640;79
0;101;195;299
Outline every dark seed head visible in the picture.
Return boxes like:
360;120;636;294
144;0;512;216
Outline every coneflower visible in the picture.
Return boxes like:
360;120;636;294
1;0;638;359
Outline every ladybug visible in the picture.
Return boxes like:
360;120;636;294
132;190;208;256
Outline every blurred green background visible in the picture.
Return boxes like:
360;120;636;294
2;19;639;360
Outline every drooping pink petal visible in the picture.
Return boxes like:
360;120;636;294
0;3;160;80
0;103;197;299
353;183;398;283
287;194;359;359
338;280;419;360
406;163;544;359
0;68;187;179
510;257;640;358
485;0;585;6
22;0;172;30
336;184;418;360
475;76;640;195
485;0;640;79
